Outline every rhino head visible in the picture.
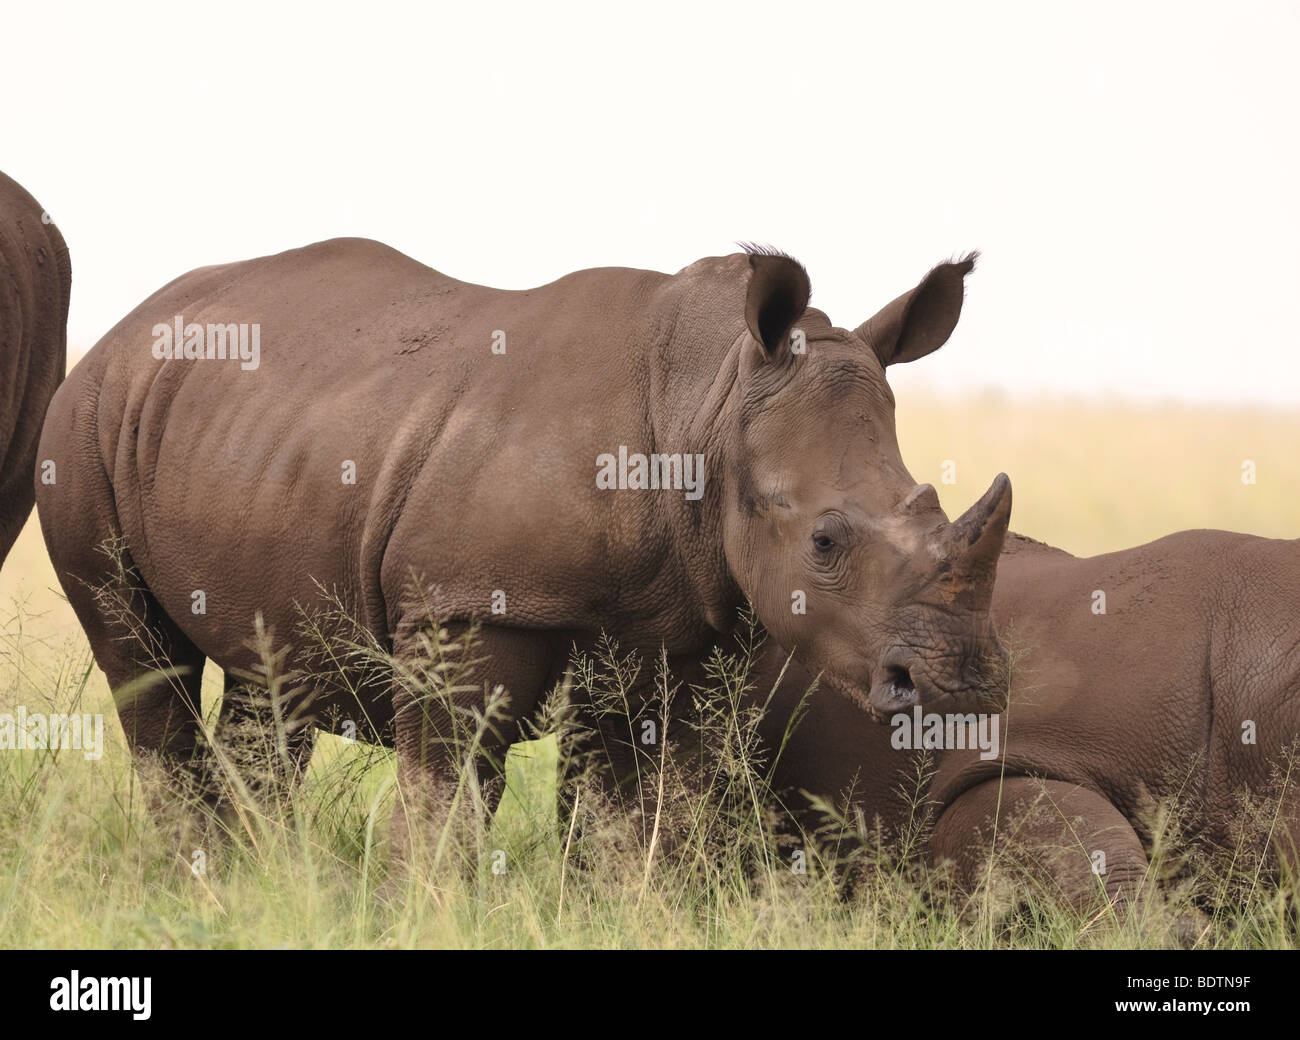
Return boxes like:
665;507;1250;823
721;250;1010;721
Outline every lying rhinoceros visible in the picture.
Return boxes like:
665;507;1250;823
35;241;1011;845
0;170;69;568
753;528;1300;910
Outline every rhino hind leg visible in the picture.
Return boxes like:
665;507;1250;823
388;618;555;876
63;546;210;825
38;443;212;847
932;777;1152;920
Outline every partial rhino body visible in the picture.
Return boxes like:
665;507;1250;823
757;529;1300;907
36;239;1011;836
0;170;69;566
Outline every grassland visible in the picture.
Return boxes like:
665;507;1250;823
2;391;1298;949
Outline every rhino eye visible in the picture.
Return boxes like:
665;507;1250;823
812;533;835;553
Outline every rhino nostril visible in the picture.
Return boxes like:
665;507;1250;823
885;665;916;702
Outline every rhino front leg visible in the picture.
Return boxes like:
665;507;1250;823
553;693;646;865
389;619;555;876
932;777;1150;916
208;673;317;825
554;649;713;862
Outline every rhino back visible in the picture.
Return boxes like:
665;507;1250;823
49;237;715;671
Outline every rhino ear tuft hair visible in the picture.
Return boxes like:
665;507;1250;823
740;244;811;361
857;251;978;367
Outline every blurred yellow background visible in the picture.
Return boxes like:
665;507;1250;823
899;390;1300;557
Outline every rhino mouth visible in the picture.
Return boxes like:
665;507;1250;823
824;647;1002;724
823;660;920;724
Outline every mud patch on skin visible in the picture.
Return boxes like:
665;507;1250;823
397;323;449;354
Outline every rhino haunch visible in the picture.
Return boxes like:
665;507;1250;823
35;239;1009;839
0;170;70;569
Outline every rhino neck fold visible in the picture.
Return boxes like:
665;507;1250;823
644;273;752;635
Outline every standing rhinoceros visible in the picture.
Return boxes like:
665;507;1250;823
751;529;1300;910
35;240;1011;845
0;170;69;568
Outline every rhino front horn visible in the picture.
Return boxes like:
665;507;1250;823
944;472;1012;580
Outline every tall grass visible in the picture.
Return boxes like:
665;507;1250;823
0;595;1295;949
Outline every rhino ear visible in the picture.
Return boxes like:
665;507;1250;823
856;252;977;367
743;249;811;361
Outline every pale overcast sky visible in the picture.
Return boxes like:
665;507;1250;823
5;1;1297;403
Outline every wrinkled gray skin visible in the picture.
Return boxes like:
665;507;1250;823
0;170;69;567
36;239;1011;841
751;530;1300;911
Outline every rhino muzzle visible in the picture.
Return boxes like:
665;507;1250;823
858;473;1013;722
